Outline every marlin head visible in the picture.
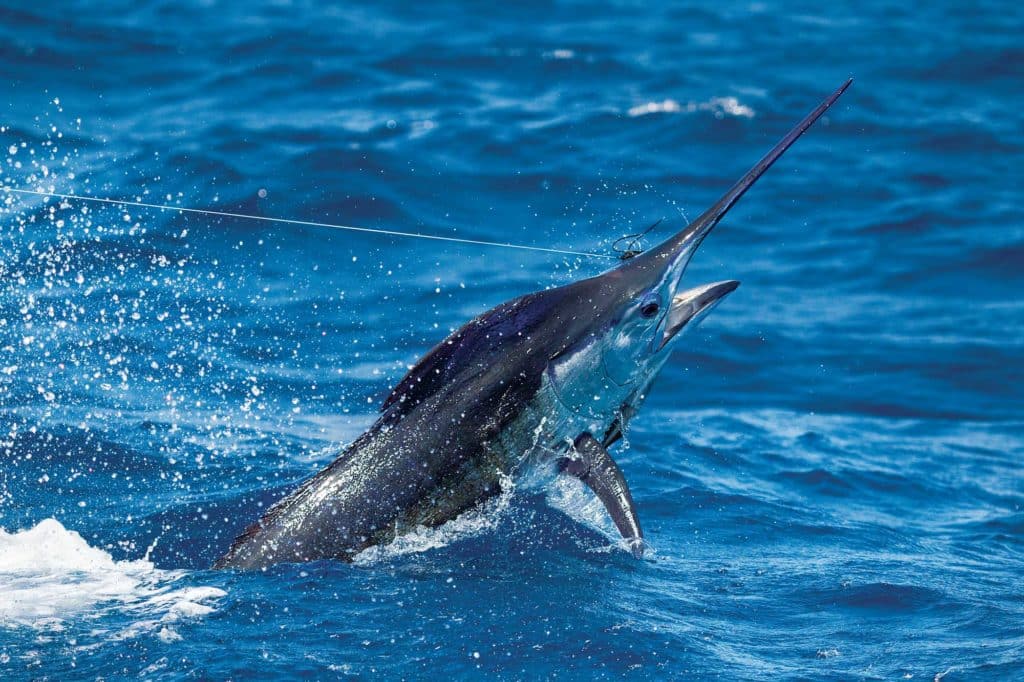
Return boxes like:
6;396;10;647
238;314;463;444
561;79;851;395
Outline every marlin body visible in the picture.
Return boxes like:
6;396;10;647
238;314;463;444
215;80;850;570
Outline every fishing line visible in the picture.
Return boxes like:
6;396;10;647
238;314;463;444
1;186;617;260
612;218;661;260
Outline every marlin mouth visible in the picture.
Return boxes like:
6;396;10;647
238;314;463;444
660;279;740;349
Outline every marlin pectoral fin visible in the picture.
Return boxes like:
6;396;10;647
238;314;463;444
557;433;644;558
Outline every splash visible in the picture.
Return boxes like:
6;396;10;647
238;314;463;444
544;473;646;556
0;518;225;642
352;474;518;564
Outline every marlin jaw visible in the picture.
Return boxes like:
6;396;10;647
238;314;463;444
659;279;740;350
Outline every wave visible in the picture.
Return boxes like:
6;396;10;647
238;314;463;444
0;518;225;643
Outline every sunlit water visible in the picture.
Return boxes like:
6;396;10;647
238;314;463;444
1;1;1021;679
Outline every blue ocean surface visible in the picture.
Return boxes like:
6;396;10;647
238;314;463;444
0;1;1021;679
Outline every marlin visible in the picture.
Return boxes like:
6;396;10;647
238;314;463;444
215;79;851;569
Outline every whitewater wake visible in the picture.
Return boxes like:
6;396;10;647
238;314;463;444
0;518;225;643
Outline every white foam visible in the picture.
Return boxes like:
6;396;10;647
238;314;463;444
352;474;518;564
353;463;649;562
628;96;755;119
0;518;225;641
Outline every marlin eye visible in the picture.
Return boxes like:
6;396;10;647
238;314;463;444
640;301;660;318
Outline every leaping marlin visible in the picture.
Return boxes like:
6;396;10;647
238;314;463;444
215;79;851;569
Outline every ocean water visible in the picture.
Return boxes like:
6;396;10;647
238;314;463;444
1;0;1022;679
